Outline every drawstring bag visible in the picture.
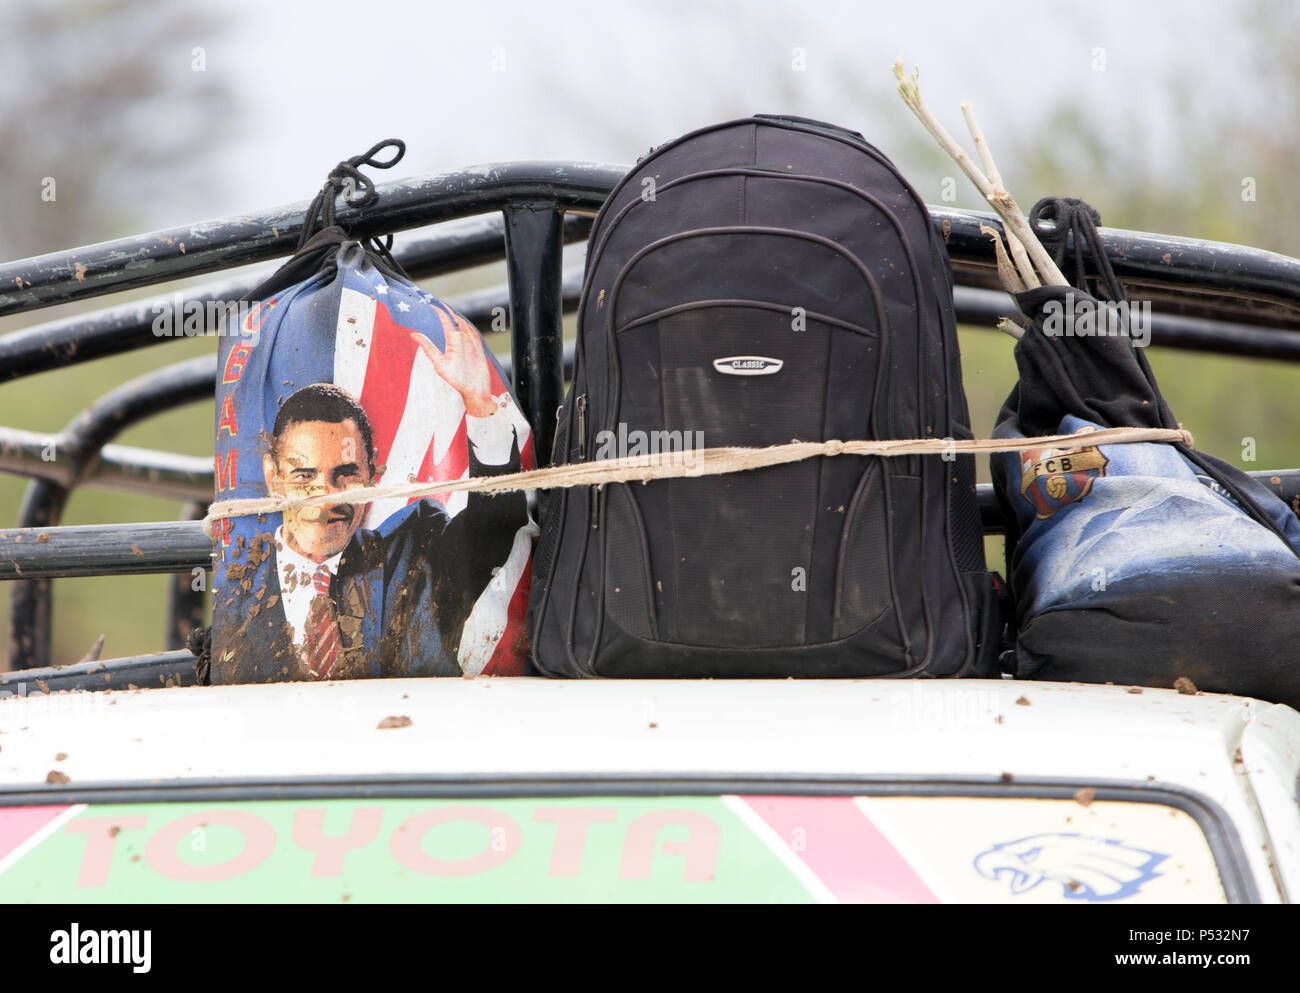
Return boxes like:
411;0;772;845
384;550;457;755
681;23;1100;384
992;197;1300;706
209;140;537;683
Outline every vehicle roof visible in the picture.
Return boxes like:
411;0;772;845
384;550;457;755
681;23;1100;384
2;676;1298;900
0;676;1282;784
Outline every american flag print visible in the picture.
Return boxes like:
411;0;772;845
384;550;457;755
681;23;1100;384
211;243;537;681
330;265;537;676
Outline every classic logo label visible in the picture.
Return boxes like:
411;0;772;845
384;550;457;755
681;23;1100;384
1019;426;1108;520
712;356;783;376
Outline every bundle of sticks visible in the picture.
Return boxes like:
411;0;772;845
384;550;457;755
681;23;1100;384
892;56;1070;337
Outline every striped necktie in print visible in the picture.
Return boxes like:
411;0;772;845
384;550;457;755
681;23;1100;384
305;564;340;679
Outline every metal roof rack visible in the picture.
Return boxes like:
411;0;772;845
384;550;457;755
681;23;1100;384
2;161;1299;689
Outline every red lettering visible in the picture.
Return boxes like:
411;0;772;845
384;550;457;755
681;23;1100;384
389;806;521;877
291;807;383;877
213;517;233;547
222;343;251;384
619;810;719;882
533;807;616;877
244;298;276;334
214;450;238;492
217;394;238;438
65;815;147;887
145;810;276;883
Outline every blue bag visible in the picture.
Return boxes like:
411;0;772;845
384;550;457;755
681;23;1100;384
993;285;1300;705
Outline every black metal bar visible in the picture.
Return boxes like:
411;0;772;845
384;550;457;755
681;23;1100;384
24;355;216;488
7;469;1300;578
450;267;584;334
466;261;1300;372
953;285;1300;361
0;522;210;579
3;286;1288;510
0;340;591;505
494;341;576;390
0;336;588;507
475;274;1300;366
503;202;566;464
0;651;197;696
1140;311;1300;360
9;356;215;669
935;207;1300;330
166;500;209;652
977;484;1004;536
3;161;1299;672
0;260;592;503
0;214;593;383
2;166;1296;331
0;163;619;318
0;430;212;499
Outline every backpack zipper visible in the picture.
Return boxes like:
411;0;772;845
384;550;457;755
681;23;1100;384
576;393;600;530
575;393;588;458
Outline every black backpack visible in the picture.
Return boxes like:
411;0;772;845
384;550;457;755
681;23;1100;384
528;115;1002;678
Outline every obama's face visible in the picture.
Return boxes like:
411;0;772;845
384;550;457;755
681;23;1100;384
262;418;373;562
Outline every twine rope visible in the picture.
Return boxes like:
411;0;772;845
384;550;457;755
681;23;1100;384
202;425;1191;538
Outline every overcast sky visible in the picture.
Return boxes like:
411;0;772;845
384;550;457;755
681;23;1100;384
152;0;1265;231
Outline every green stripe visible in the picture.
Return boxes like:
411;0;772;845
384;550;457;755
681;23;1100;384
0;797;814;903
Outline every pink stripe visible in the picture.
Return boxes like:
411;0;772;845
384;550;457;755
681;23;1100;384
0;805;72;863
740;796;938;904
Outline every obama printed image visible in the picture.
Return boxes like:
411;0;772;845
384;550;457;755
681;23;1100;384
212;318;528;683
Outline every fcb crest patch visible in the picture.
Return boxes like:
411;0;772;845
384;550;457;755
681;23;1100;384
1019;426;1109;520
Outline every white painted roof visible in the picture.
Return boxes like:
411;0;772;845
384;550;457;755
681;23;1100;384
0;677;1279;784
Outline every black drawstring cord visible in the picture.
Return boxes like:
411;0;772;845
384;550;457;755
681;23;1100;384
298;138;411;279
1029;196;1126;304
367;231;406;279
